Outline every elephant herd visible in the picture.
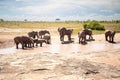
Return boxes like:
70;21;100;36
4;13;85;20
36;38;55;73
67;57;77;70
14;27;116;49
14;30;51;49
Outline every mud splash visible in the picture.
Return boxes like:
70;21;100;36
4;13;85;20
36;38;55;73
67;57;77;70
0;42;120;54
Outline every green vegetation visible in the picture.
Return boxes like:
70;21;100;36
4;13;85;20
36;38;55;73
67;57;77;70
0;21;120;34
84;20;105;30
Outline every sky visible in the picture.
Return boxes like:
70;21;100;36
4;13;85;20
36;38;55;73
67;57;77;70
0;0;120;21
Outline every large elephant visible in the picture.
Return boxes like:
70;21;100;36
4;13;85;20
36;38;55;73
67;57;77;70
105;30;116;42
14;36;34;49
58;27;73;41
43;33;51;44
39;30;50;38
14;36;24;49
78;30;86;44
21;36;34;48
83;29;93;40
28;31;39;39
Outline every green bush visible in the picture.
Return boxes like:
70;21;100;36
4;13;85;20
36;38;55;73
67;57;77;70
85;20;105;30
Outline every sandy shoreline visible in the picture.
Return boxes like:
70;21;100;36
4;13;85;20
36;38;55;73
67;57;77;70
0;31;120;80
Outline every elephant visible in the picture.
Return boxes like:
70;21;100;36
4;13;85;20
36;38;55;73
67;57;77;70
83;29;93;40
39;30;50;38
105;30;116;42
78;30;86;44
14;36;24;49
43;33;51;44
28;31;39;39
14;36;34;49
58;27;73;41
21;36;34;48
34;39;46;47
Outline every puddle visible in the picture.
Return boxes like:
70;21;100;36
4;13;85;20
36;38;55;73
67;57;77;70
0;43;120;54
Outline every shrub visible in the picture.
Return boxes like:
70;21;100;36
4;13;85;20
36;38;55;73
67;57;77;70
86;20;105;30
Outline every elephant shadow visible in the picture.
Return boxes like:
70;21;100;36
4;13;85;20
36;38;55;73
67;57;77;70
86;39;95;42
61;40;74;44
80;41;87;45
21;47;34;50
108;41;116;44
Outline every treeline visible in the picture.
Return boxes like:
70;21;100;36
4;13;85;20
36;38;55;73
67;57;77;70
0;18;120;23
64;20;120;23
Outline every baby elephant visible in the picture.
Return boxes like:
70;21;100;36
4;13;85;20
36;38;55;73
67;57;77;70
34;39;46;47
78;30;86;44
105;30;116;43
43;33;51;44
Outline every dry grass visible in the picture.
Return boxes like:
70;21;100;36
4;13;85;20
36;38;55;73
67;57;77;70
0;21;120;34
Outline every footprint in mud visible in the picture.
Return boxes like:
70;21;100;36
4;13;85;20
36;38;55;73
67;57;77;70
54;59;120;79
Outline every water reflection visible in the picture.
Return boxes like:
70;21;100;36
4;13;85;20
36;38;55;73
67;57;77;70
0;43;120;54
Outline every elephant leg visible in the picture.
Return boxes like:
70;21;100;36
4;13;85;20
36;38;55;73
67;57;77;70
22;43;24;49
105;35;108;41
16;43;19;49
84;36;86;43
61;36;64;41
48;40;51;44
67;35;69;41
111;36;113;42
40;43;42;47
68;35;71;41
24;43;27;47
83;37;85;43
60;35;62;41
32;43;34;47
63;36;64;41
90;35;93;39
89;35;91;39
111;35;114;42
79;37;80;44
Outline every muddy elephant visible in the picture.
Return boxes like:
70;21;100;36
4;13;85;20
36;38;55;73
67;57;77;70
28;31;39;39
39;30;50;38
14;36;34;49
105;30;116;42
83;29;93;40
58;27;73;41
78;30;86;44
43;33;51;44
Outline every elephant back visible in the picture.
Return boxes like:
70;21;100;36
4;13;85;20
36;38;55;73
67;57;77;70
84;29;92;35
39;30;50;36
14;36;23;43
28;31;38;39
105;30;115;36
78;31;86;37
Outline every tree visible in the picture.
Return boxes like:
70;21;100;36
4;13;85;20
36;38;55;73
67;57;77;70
0;19;4;22
24;19;27;22
55;18;60;22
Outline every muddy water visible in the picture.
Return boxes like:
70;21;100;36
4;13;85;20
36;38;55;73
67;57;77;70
0;42;120;54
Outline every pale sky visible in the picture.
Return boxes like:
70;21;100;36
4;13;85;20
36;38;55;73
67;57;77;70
0;0;120;21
